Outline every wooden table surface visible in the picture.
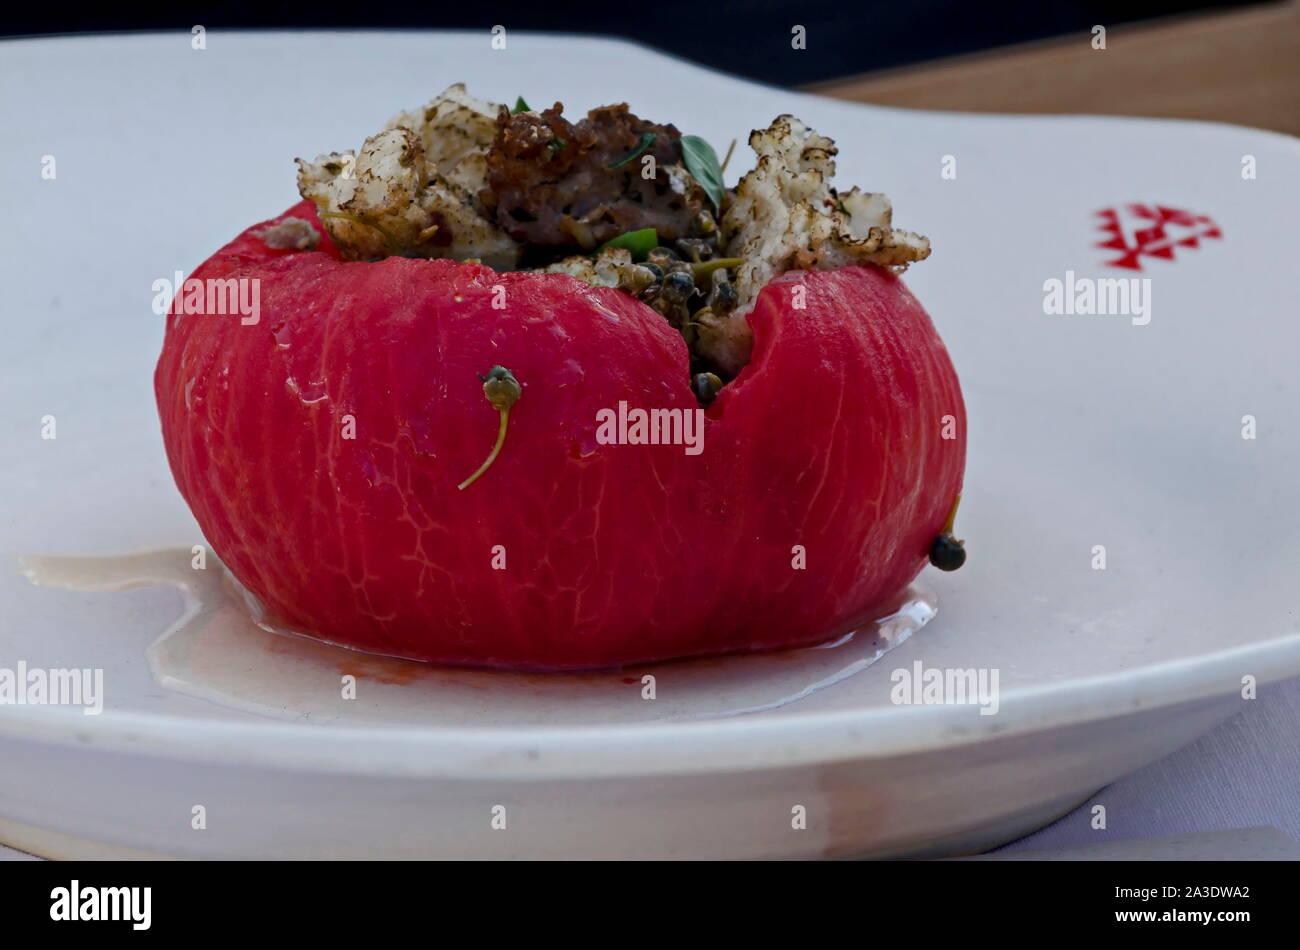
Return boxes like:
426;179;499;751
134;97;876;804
810;1;1300;137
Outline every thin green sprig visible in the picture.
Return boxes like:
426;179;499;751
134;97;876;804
458;367;523;490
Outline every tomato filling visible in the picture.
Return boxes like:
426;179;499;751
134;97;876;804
295;84;932;399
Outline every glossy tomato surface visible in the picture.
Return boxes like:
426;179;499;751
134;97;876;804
156;202;965;669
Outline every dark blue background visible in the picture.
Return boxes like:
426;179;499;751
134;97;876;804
2;1;1258;85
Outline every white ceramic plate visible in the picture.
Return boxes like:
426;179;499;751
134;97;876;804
1;31;1298;860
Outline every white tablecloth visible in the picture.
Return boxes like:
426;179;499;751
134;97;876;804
995;674;1300;854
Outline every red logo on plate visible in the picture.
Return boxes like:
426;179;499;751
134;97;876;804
1095;204;1222;270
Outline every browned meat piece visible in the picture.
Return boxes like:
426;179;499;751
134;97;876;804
481;103;708;250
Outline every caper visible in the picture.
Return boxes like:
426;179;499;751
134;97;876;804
651;295;685;329
675;238;713;263
928;495;966;570
616;264;657;296
660;269;695;303
457;366;522;491
692;371;723;405
641;262;665;281
646;246;680;270
928;535;966;571
708;271;738;314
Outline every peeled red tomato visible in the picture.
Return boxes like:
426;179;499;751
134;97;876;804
155;201;965;669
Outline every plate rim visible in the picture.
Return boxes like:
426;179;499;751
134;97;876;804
2;629;1296;779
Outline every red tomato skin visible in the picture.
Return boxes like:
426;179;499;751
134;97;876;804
156;202;965;669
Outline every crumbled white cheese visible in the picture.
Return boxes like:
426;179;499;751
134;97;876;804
696;115;931;374
662;163;696;198
543;247;633;287
297;85;519;268
253;216;321;251
383;83;500;198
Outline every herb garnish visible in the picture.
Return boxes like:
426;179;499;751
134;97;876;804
680;135;726;213
598;228;658;261
512;96;531;114
719;138;737;174
608;132;657;170
691;257;743;280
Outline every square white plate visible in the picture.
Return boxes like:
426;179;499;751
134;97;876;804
1;30;1298;859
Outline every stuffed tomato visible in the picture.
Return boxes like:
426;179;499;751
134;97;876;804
155;85;966;669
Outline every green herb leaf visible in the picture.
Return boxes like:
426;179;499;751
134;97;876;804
598;228;658;261
680;135;725;213
548;138;567;153
512;96;530;114
608;132;657;170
